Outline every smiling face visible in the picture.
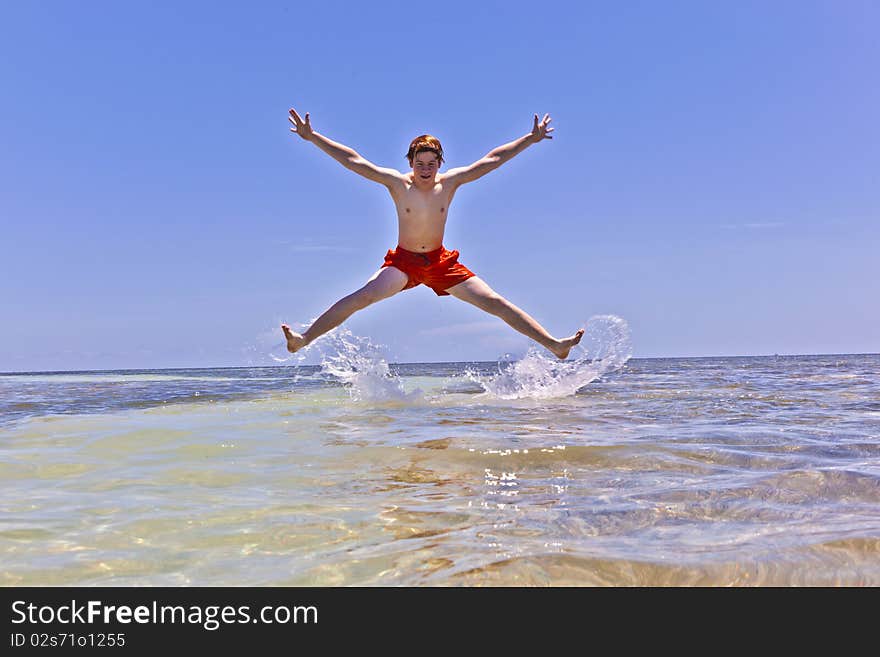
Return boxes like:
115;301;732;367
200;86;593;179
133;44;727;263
412;151;440;187
405;135;444;189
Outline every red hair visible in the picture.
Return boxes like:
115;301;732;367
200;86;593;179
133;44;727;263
406;134;444;166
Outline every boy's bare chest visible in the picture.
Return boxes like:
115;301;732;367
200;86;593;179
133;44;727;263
394;184;454;222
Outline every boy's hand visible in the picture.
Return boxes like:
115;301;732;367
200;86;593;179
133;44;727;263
289;107;314;141
531;113;554;142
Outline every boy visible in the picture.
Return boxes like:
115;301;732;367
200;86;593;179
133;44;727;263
281;107;584;359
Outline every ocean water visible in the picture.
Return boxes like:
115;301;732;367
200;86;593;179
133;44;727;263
2;317;879;586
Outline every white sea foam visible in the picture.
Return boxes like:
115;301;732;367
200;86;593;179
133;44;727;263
469;315;633;400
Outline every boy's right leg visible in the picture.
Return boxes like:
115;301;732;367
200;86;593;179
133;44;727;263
282;266;409;353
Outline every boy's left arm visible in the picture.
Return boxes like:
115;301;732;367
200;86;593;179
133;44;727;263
444;113;554;187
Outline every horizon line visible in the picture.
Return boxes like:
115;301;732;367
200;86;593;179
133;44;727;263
2;351;878;376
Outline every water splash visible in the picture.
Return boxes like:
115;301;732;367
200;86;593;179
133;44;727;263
314;328;422;403
470;315;632;400
267;319;321;366
263;320;416;401
255;321;299;365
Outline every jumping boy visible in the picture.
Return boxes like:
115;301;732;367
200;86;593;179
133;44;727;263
281;107;584;359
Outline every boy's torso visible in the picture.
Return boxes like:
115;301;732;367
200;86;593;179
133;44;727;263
388;173;458;252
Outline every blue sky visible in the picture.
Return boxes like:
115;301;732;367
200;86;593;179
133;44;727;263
1;0;877;371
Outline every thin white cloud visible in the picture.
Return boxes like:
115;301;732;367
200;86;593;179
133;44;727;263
418;320;507;338
287;244;357;253
720;222;785;230
274;238;357;253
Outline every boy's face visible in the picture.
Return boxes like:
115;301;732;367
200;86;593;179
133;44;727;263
412;151;439;184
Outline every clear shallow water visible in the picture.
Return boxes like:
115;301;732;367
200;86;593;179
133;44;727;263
2;329;879;585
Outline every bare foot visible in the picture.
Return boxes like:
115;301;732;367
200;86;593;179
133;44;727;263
281;324;307;354
550;328;585;360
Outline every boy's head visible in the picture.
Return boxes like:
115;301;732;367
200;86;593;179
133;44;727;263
405;135;444;168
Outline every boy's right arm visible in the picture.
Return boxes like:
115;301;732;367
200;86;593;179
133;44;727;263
289;108;403;188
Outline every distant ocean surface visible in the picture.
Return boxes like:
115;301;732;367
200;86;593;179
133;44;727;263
2;318;879;586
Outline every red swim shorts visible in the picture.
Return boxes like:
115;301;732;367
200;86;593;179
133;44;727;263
382;245;476;296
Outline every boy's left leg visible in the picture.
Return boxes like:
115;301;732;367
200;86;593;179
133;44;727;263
445;276;584;360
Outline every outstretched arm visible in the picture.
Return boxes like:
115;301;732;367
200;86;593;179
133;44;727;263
444;113;554;187
288;107;402;188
